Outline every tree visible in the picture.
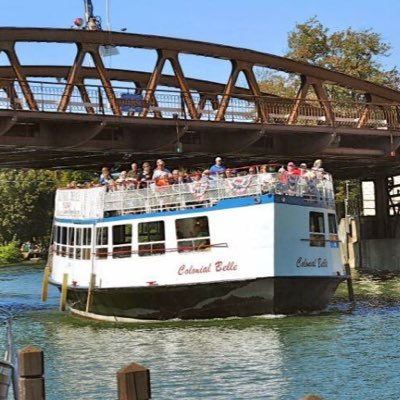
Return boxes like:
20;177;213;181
0;169;94;245
259;17;400;100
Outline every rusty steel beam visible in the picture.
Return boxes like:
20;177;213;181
0;66;277;100
2;27;400;103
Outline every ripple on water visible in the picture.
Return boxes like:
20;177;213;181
2;265;400;399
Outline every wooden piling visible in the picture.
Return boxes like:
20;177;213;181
85;273;96;313
0;372;10;400
41;266;50;302
344;263;355;302
117;363;151;400
59;273;68;311
18;345;45;400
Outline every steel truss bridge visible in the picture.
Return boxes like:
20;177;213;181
1;27;400;177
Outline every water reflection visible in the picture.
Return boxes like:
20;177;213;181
2;265;400;399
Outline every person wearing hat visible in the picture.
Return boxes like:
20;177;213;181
209;156;226;175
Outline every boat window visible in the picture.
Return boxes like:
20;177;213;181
138;221;165;257
54;226;61;255
96;226;108;259
67;228;75;258
309;212;325;247
328;214;337;234
175;216;211;253
81;227;92;260
328;213;339;248
75;228;82;259
112;224;132;258
61;226;67;257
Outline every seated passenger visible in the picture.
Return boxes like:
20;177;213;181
99;167;114;185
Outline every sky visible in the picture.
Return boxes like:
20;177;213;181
1;0;400;85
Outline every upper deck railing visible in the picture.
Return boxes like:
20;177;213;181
0;79;398;129
55;171;335;220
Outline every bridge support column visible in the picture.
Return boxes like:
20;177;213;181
374;176;390;238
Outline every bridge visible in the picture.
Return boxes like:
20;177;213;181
1;27;400;178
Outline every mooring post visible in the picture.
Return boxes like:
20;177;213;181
59;273;68;311
117;363;151;400
18;345;45;400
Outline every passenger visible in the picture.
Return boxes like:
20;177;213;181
116;170;127;183
209;156;226;175
170;169;180;185
248;166;257;175
179;170;189;183
116;170;128;189
225;168;236;178
155;174;170;187
152;159;171;180
138;162;152;188
287;161;300;176
299;163;308;175
99;167;114;185
127;162;139;180
313;159;323;169
67;181;78;189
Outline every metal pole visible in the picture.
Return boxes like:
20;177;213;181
106;0;111;31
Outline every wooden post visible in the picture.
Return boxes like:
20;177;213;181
59;273;68;311
117;363;151;400
18;345;45;400
85;273;96;313
0;372;10;400
41;266;50;302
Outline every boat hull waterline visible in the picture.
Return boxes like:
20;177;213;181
53;276;345;321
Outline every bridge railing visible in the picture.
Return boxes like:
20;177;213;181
0;79;399;129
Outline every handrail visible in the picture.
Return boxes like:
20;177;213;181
0;79;398;129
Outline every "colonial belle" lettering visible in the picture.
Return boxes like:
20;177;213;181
296;257;328;268
178;261;238;275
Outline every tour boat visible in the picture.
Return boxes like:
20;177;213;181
45;168;346;321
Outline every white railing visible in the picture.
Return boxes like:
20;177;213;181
103;172;335;215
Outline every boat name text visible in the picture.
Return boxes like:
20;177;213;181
178;261;238;275
296;257;328;268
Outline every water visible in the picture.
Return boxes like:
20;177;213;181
2;265;400;399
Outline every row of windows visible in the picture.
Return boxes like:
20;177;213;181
53;212;338;259
309;212;338;247
54;216;211;259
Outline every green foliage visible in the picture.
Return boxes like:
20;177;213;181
334;179;362;219
0;168;94;245
258;16;400;99
0;241;23;264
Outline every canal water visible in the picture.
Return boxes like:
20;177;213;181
1;265;400;400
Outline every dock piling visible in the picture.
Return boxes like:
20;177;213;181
59;273;68;311
18;345;45;400
117;363;151;400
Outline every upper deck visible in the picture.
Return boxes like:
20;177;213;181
54;170;335;220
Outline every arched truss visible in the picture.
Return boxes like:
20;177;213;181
1;27;400;123
1;27;400;175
